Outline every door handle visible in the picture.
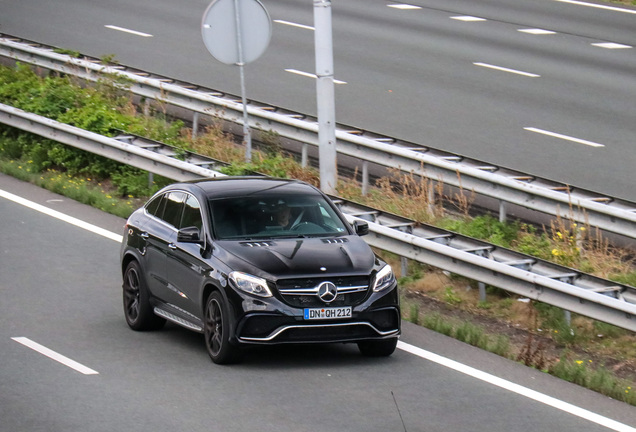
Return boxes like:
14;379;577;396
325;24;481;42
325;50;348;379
140;232;149;239
168;243;177;250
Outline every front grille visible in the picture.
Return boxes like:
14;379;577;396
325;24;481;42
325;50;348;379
281;292;367;308
277;276;370;308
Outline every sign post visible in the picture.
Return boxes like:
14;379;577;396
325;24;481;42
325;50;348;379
201;0;272;162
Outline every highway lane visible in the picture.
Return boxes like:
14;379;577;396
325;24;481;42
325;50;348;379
1;173;636;432
0;0;635;201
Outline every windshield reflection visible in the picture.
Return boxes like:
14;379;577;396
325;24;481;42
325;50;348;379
210;195;349;240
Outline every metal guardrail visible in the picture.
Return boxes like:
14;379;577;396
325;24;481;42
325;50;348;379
1;103;635;331
2;34;636;241
0;104;225;181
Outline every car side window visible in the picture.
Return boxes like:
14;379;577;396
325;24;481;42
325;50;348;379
162;192;186;228
180;194;203;231
145;193;165;217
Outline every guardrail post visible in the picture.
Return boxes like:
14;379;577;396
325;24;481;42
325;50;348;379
564;310;572;327
301;143;308;167
401;256;408;278
499;201;507;223
192;112;200;139
143;99;151;116
479;282;486;302
362;160;369;196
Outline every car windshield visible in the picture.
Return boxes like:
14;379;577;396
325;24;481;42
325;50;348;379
210;194;350;240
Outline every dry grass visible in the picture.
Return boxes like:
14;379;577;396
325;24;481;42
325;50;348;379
338;169;447;223
190;125;246;163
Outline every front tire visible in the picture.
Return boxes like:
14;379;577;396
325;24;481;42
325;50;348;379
122;261;165;331
204;291;242;364
357;338;398;357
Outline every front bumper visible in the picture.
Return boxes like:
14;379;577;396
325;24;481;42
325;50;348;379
231;286;400;345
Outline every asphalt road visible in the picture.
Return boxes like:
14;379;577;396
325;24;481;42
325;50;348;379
1;173;635;431
1;0;635;201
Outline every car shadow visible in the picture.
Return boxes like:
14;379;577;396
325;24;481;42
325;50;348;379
159;322;399;369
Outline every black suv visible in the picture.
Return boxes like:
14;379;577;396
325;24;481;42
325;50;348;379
120;177;400;363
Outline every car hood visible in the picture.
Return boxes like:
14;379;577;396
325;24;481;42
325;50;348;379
217;236;376;279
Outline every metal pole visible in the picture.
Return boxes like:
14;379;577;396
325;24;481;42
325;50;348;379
192;111;199;139
362;160;369;196
564;310;572;328
479;282;486;302
499;201;507;223
234;0;252;162
314;0;337;194
301;143;308;167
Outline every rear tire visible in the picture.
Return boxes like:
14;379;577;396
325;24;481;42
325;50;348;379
122;261;165;331
357;338;398;357
204;291;243;364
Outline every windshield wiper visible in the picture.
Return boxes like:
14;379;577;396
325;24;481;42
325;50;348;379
271;234;308;239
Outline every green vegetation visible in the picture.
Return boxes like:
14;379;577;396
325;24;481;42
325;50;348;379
1;61;634;405
551;355;635;405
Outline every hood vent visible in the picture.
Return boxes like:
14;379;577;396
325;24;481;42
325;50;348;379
322;238;348;244
241;241;274;248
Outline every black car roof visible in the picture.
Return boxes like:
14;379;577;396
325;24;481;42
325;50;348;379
177;177;322;200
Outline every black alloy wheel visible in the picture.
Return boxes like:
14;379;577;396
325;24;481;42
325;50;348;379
122;261;165;331
204;291;242;364
357;337;398;357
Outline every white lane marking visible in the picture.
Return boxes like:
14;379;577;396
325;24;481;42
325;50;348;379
518;28;556;35
273;20;314;31
12;337;99;375
0;189;123;242
555;0;636;14
524;127;606;148
284;69;347;84
474;62;540;77
104;25;153;38
451;16;487;22
592;42;632;49
388;4;422;10
398;342;636;432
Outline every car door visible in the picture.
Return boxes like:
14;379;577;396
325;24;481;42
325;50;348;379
142;191;184;302
165;193;211;317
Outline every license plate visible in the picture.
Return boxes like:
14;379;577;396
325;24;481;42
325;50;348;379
304;306;352;320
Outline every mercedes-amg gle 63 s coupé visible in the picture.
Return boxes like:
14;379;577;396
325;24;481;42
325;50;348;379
120;177;400;364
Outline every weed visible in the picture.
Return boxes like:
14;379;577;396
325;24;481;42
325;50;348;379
516;332;547;370
53;48;81;58
455;322;488;348
550;354;636;404
443;286;462;305
409;303;420;325
489;335;511;357
477;301;491;310
422;313;454;337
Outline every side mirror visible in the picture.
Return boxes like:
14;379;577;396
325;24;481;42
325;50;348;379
353;220;369;236
177;226;203;244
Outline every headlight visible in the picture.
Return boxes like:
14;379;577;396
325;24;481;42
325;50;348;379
372;265;395;292
229;272;272;298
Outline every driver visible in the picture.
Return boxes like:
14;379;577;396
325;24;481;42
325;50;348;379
275;204;291;228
